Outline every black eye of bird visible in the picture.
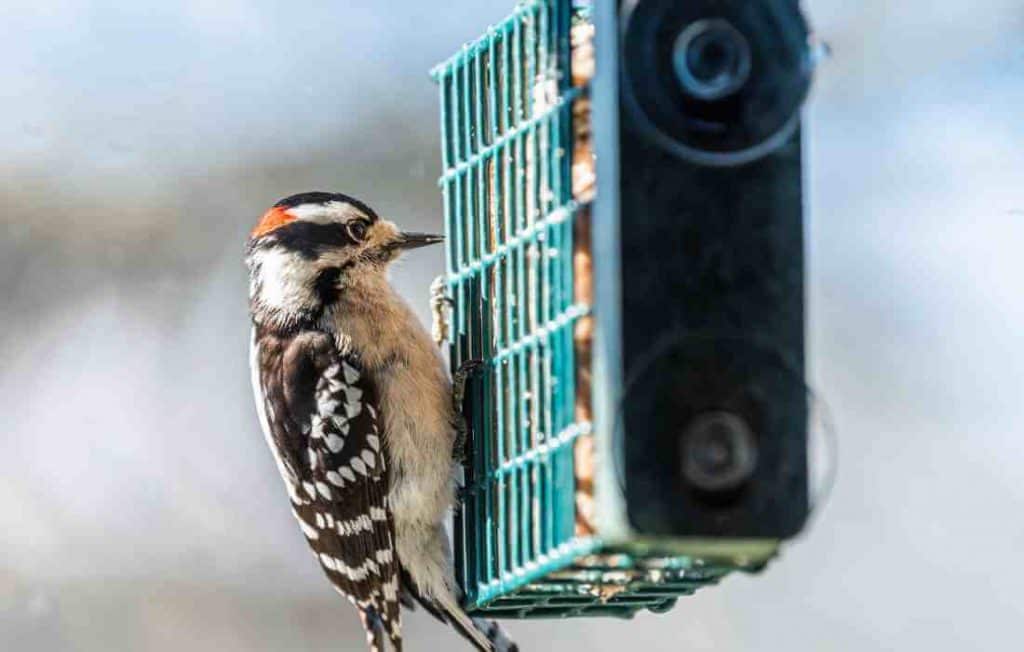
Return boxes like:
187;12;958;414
347;220;369;242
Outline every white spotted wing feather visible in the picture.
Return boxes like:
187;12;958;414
252;329;401;650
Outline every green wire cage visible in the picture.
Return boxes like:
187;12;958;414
432;0;794;619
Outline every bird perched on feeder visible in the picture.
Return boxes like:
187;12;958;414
246;192;516;652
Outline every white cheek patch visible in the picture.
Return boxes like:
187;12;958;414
252;247;319;312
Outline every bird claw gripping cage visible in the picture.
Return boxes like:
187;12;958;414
432;0;814;619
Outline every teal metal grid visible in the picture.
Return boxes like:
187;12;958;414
432;0;589;611
433;0;751;618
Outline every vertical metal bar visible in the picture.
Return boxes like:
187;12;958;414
458;500;471;603
440;71;456;279
473;50;486;265
488;36;500;252
539;0;554;553
494;311;508;580
456;55;467;164
462;53;475;269
492;151;505;347
493;43;502;591
502;122;521;573
553;0;573;548
537;153;551;565
512;15;523;130
521;347;534;563
510;130;525;570
473;52;481;262
480;299;496;585
527;157;542;464
562;210;577;543
525;6;538;231
507;352;520;571
515;166;531;565
536;23;551;570
539;42;556;555
467;53;478;158
481;39;489;150
544;339;555;552
525;4;536;124
521;6;538;564
502;25;511;134
483;40;492;150
473;60;486;352
442;183;454;280
480;161;489;265
483;57;496;587
538;0;551;221
439;68;452;172
534;351;546;557
551;3;571;545
512;39;524;241
502;27;514;241
497;26;515;566
454;469;470;602
451;65;465;274
453;173;465;353
452;48;477;595
483;32;510;581
528;149;545;554
543;45;564;550
561;329;577;544
465;278;480;593
514;179;527;343
494;31;505;139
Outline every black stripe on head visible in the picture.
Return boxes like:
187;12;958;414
274;191;379;222
271;221;360;259
314;267;342;305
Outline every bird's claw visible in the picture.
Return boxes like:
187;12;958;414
452;359;485;464
452;359;484;405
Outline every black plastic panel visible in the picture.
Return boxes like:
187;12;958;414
610;0;810;539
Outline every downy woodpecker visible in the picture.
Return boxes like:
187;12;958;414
246;192;516;652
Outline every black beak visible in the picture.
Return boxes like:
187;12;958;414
393;232;445;251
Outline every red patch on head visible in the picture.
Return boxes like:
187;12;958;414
251;206;295;238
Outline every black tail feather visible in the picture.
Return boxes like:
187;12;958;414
358;608;387;652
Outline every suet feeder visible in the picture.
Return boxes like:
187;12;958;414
432;0;814;618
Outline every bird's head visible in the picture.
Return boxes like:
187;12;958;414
245;191;442;330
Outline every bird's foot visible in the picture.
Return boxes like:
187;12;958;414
452;359;484;464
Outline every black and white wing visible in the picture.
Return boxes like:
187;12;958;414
251;328;401;651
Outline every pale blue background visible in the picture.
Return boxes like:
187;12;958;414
2;1;1022;650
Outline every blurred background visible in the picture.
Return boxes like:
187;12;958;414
2;0;1022;650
